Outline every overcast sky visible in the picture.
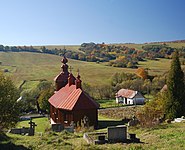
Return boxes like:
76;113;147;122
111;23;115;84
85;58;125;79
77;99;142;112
0;0;185;46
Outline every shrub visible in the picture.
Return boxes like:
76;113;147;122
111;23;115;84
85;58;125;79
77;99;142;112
136;93;165;127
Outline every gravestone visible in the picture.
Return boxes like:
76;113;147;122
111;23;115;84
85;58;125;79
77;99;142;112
28;119;37;136
95;135;107;144
128;116;139;126
52;123;64;132
108;125;127;143
128;133;140;143
9;128;22;134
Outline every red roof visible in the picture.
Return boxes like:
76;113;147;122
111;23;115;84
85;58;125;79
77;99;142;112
49;83;99;110
116;89;137;99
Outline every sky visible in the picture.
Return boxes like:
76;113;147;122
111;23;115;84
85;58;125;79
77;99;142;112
0;0;185;46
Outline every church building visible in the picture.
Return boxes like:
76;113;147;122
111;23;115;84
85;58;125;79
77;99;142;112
48;57;99;129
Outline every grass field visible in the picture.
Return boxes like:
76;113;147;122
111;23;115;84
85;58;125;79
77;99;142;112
0;52;134;88
138;59;172;75
17;117;50;133
97;99;117;108
33;45;81;52
114;41;185;51
33;41;185;53
2;117;185;150
113;43;145;51
0;51;183;90
166;42;185;48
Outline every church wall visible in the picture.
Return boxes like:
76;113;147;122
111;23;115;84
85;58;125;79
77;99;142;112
73;109;98;129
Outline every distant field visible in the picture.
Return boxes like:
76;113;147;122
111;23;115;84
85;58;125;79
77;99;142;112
138;59;171;75
33;45;81;52
0;52;130;88
31;42;185;57
113;41;185;50
166;42;185;48
112;43;145;51
0;52;183;90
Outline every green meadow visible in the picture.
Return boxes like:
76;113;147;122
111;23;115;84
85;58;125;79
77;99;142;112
1;41;183;91
2;117;185;150
0;52;175;90
33;45;81;52
0;52;134;89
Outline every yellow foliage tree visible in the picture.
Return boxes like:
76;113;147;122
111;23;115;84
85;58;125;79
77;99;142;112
136;68;148;80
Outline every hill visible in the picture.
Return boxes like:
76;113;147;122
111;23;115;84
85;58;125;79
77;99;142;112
32;41;184;69
0;40;184;72
33;45;81;52
0;52;179;92
0;52;131;88
33;40;185;51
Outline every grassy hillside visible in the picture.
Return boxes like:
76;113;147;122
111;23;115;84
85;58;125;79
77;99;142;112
138;59;171;75
33;45;81;52
0;52;132;88
165;42;185;48
1;52;183;90
33;41;185;52
113;41;185;51
2;117;185;150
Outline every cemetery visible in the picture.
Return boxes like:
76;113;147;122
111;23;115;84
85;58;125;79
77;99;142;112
9;119;37;136
1;50;185;149
83;125;140;145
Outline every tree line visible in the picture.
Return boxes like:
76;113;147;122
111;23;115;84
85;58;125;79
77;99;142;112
1;43;184;68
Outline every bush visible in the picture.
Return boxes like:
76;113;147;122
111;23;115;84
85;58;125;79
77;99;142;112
136;93;165;127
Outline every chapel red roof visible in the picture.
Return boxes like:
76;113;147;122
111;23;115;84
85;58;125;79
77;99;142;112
49;83;99;110
116;89;137;99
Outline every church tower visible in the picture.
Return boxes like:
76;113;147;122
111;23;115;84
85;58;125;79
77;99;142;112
54;56;70;91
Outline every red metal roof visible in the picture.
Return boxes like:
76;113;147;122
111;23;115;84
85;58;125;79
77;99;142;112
49;83;99;110
116;89;137;99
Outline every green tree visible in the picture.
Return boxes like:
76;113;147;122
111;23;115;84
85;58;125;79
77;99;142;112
0;73;21;131
0;45;4;51
38;88;53;112
37;81;53;112
37;81;54;112
165;51;185;119
20;89;38;112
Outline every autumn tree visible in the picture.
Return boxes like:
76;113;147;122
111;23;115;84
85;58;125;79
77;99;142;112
165;51;185;119
136;68;148;80
0;73;21;131
136;93;165;127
